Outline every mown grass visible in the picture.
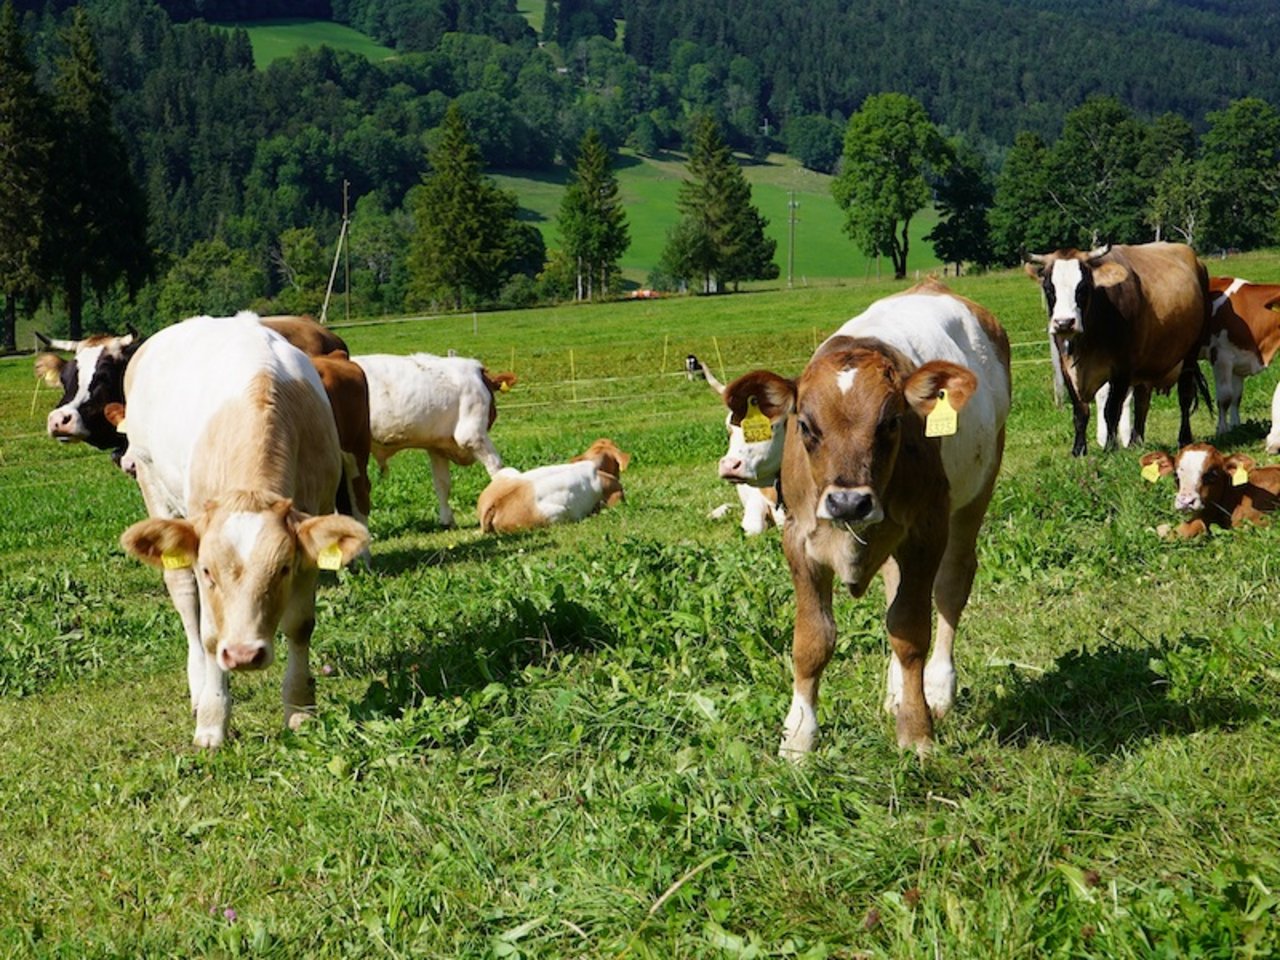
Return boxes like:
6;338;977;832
214;19;396;69
491;151;941;287
3;256;1280;956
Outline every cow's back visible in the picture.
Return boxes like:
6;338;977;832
828;285;1011;510
356;353;493;457
125;316;339;514
1105;243;1208;378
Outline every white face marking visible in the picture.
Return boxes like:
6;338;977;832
719;414;785;486
221;512;266;563
1048;260;1085;331
836;368;858;394
1225;277;1248;299
1174;450;1209;510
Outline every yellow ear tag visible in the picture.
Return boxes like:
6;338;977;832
741;398;773;444
1232;465;1249;487
925;389;957;438
317;543;343;571
1140;461;1161;483
116;419;128;434
41;369;60;387
499;381;510;393
161;549;191;570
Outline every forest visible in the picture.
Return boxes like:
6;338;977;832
2;0;1280;342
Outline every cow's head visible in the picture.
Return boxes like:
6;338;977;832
1024;245;1128;337
718;371;792;487
571;437;631;478
1141;445;1254;516
121;492;368;672
36;329;140;454
783;339;978;531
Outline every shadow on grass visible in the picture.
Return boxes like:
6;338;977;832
348;587;618;720
987;636;1255;755
369;529;549;576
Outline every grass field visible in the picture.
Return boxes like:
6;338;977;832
213;19;396;69
3;256;1280;956
493;152;942;287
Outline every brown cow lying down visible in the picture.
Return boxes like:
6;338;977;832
1141;444;1280;538
477;438;630;533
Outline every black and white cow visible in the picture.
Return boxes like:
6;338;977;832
35;329;141;462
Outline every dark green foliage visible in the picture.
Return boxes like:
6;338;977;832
990;132;1065;264
0;0;50;350
925;139;995;274
556;128;630;300
784;114;843;174
1198;97;1280;253
407;104;523;309
662;114;777;293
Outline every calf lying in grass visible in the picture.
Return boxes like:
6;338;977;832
477;438;630;533
1141;444;1280;538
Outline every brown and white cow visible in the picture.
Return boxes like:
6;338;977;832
353;352;516;528
689;355;786;535
259;314;350;356
1140;444;1280;538
477;438;630;533
721;279;1011;757
1202;277;1280;435
1025;242;1210;455
309;349;372;537
118;314;368;748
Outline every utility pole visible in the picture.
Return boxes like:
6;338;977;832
787;190;799;288
321;178;350;325
343;179;351;323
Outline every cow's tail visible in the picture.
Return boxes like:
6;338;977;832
1193;362;1214;413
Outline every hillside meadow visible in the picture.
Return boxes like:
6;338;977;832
214;19;397;69
2;257;1280;956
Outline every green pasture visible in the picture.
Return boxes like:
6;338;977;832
3;257;1280;956
492;151;942;287
213;19;396;69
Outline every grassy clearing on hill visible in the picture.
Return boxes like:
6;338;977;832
492;151;942;287
215;19;396;69
3;258;1280;956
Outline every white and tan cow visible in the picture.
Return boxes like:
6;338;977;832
690;356;786;535
118;315;368;748
1202;276;1280;435
721;279;1010;757
353;352;515;528
1141;444;1280;538
1026;242;1210;455
477;438;630;533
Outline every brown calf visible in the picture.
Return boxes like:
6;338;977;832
1141;444;1280;538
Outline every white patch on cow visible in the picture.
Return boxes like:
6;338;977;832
221;511;266;563
836;367;858;394
719;413;786;487
779;691;818;759
1268;381;1280;455
497;460;605;525
1174;449;1209;512
1224;277;1248;299
1048;259;1086;333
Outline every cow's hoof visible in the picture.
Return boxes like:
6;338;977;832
924;661;956;719
284;707;314;732
779;698;817;760
193;725;226;750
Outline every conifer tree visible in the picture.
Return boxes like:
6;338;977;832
0;1;50;351
409;103;522;309
664;114;776;294
557;128;629;300
47;7;150;338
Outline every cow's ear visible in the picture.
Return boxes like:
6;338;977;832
1092;262;1129;288
1139;451;1175;478
121;518;199;569
1023;260;1045;280
34;353;65;387
904;361;978;418
296;514;370;570
103;402;126;427
724;370;796;422
1224;453;1257;477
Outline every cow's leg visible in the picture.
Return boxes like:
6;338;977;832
193;607;231;749
1093;384;1137;448
928;439;1001;720
160;566;205;712
1130;385;1152;447
1176;362;1198;447
881;556;906;715
1093;383;1111;449
1055;335;1090;457
281;581;319;732
1230;372;1246;431
427;451;456;528
885;549;939;755
1101;374;1132;451
779;557;835;760
1212;351;1234;434
461;432;504;478
737;484;772;535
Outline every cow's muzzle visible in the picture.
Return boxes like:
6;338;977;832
718;455;752;484
1051;317;1080;336
1174;493;1202;514
218;640;273;672
817;485;883;527
47;407;86;442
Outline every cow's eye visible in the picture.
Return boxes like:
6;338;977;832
201;567;216;587
279;563;291;578
797;416;819;448
1204;469;1221;482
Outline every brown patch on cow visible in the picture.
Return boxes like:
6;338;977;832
1210;277;1280;367
310;350;372;520
477;474;543;533
261;316;349;357
724;370;796;424
480;369;518;430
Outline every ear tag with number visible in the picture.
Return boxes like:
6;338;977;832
1140;461;1161;483
741;398;773;444
1232;465;1249;487
317;543;343;571
925;389;957;438
161;549;191;570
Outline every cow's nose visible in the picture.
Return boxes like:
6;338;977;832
718;456;745;480
1052;317;1078;336
48;410;72;431
823;487;881;524
218;641;272;672
1175;492;1201;513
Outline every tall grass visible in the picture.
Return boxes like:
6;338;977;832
2;258;1280;956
